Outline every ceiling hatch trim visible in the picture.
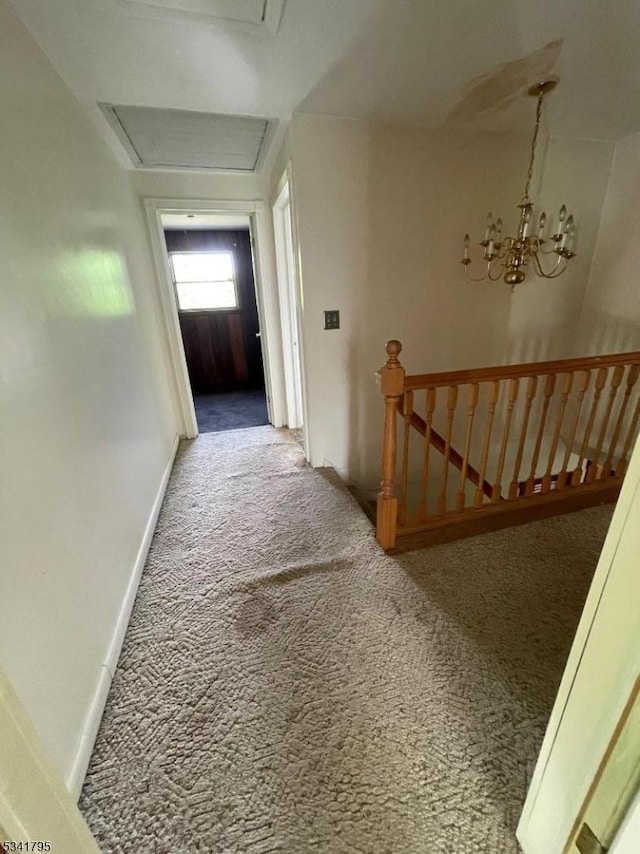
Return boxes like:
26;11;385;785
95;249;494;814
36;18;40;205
100;103;276;172
118;0;286;36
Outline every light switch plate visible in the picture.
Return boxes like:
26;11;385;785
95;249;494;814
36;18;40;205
324;310;340;330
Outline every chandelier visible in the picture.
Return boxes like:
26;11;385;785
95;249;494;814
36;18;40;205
461;79;577;288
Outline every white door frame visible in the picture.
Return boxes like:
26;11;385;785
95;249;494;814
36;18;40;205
272;166;311;451
143;197;286;438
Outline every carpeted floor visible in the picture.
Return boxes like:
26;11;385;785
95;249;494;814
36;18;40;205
80;427;612;854
194;390;269;433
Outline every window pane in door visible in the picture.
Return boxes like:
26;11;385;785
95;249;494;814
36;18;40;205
171;252;234;283
175;280;238;310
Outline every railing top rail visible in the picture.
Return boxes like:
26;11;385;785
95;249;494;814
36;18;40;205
404;351;640;391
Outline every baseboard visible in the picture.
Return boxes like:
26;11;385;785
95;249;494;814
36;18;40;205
65;433;180;798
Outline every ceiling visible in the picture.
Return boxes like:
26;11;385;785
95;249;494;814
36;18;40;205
10;0;640;172
161;213;251;229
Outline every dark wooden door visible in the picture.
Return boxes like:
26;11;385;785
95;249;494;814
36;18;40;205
165;229;265;394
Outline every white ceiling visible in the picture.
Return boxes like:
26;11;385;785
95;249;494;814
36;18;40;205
161;213;250;229
10;0;640;172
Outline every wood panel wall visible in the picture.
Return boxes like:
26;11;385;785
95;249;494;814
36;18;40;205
164;229;265;394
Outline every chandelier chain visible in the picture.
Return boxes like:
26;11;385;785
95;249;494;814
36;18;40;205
524;92;544;201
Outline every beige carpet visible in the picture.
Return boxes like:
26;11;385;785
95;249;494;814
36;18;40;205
80;427;612;853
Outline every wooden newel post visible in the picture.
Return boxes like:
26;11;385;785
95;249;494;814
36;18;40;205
376;340;405;550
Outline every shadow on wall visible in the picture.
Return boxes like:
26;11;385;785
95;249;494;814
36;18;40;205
578;315;640;358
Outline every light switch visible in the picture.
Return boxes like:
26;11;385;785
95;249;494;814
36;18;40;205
324;310;340;330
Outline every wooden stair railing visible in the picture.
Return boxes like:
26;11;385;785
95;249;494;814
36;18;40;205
376;341;640;552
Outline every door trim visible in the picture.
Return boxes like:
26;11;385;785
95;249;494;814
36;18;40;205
272;166;309;449
143;197;286;437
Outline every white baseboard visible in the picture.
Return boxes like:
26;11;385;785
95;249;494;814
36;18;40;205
65;434;180;798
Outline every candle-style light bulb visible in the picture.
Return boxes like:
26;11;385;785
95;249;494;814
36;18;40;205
463;233;470;260
558;204;567;227
522;205;532;238
487;224;496;257
538;212;546;238
495;218;503;242
561;215;574;250
484;212;493;241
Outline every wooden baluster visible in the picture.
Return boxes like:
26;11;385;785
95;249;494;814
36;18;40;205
572;367;608;486
456;383;479;511
616;388;640;478
491;378;519;502
437;385;459;515
508;376;538;498
556;370;591;490
474;380;500;507
586;365;624;482
417;388;437;522
524;374;556;496
601;365;639;479
398;390;414;524
376;340;405;550
541;372;574;493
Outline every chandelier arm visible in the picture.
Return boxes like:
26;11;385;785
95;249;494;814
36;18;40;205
463;264;490;283
532;250;549;277
534;252;565;279
539;243;562;256
487;258;504;281
544;259;570;279
532;252;545;277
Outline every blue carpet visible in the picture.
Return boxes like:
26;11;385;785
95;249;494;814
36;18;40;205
194;390;269;434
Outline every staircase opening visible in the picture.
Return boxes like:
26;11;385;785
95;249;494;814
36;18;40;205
374;341;640;552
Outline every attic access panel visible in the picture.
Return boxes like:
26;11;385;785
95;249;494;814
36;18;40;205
101;104;274;171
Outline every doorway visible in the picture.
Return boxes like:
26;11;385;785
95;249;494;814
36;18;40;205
143;196;290;440
162;214;268;434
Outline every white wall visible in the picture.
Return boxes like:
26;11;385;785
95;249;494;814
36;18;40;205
0;0;176;788
576;132;640;356
270;124;292;198
132;169;270;203
289;114;613;489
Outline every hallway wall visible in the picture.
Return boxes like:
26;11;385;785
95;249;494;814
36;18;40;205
0;0;176;788
575;131;640;356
